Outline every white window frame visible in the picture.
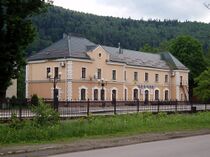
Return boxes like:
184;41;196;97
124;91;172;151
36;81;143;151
163;88;170;101
145;72;149;82
132;86;139;100
111;87;118;100
134;72;138;81
143;88;150;101
81;66;87;79
46;66;51;79
92;86;100;101
78;86;88;100
154;88;160;101
99;87;107;100
112;69;117;81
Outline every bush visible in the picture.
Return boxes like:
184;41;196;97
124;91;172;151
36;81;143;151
31;94;39;106
9;113;23;129
32;100;60;127
10;96;17;107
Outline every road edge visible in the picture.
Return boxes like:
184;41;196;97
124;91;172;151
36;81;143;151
1;129;210;156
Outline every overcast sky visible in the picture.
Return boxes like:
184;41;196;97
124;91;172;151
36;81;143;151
53;0;210;23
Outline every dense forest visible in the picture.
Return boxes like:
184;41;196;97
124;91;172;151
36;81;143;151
27;6;210;56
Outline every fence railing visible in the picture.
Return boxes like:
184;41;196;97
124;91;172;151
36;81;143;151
0;99;210;121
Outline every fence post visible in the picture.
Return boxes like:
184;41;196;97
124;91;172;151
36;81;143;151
175;100;178;112
87;99;90;116
137;99;140;112
157;100;160;113
19;103;22;121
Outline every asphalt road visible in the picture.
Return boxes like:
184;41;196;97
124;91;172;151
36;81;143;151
50;134;210;157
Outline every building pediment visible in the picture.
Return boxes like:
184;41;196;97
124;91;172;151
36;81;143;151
87;45;110;62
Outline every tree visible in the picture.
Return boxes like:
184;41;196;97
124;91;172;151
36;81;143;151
0;0;52;99
194;67;210;101
169;35;206;99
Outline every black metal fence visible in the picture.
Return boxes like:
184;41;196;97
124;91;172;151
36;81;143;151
0;99;210;121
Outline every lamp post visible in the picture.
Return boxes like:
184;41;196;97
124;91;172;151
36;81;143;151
48;71;62;111
98;78;107;107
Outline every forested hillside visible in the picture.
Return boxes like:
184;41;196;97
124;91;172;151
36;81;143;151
28;6;210;55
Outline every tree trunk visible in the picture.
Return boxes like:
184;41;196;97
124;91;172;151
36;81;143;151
0;89;6;100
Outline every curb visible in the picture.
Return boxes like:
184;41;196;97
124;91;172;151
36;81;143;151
1;130;210;156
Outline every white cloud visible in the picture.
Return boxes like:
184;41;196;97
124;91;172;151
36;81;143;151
53;0;210;22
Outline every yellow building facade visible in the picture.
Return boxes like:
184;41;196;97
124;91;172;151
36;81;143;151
26;35;189;101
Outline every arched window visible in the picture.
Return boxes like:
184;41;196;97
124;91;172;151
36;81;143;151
124;88;127;100
133;89;138;100
100;89;105;100
165;90;169;101
94;89;98;100
112;89;117;100
145;90;149;101
155;90;159;101
81;88;86;100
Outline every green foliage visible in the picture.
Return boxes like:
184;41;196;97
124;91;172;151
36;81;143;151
28;6;210;56
140;44;155;52
17;68;26;99
194;67;210;101
169;36;206;78
9;113;23;129
32;100;60;127
1;112;210;144
9;96;17;107
0;0;51;99
31;94;39;106
169;35;207;98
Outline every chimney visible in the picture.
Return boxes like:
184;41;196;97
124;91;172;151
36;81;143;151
118;42;123;54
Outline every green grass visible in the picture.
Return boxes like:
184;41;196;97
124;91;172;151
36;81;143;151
1;112;210;145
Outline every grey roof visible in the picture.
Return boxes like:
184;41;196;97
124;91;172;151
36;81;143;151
102;46;170;69
27;36;96;61
160;52;188;70
28;35;188;70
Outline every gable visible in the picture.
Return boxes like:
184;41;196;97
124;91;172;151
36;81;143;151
87;45;110;62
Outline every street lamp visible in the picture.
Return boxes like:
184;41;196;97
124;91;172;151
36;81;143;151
48;71;62;111
98;78;107;107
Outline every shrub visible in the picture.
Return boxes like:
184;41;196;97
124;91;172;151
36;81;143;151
10;96;17;107
9;113;24;129
32;100;60;127
31;94;39;106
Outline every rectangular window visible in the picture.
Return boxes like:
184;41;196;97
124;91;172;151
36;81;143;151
46;67;51;78
124;71;127;81
97;69;101;79
82;67;86;79
54;67;59;78
124;89;127;100
165;75;168;83
145;72;149;82
180;76;183;85
112;70;116;80
155;74;159;82
134;72;138;81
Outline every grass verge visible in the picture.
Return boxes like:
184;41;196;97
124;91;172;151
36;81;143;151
1;112;210;145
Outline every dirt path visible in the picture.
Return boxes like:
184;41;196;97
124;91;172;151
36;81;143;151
1;129;210;157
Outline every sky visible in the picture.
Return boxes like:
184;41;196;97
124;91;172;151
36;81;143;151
53;0;210;23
